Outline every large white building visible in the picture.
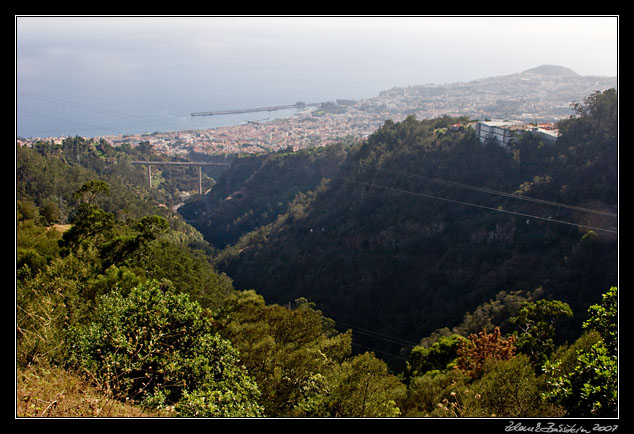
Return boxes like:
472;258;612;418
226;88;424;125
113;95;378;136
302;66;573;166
475;120;524;147
475;120;558;147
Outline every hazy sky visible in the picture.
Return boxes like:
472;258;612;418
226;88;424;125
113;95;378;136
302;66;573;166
15;16;619;137
16;16;618;95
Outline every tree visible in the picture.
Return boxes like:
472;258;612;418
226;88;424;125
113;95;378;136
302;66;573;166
510;299;573;367
72;180;110;205
543;287;617;417
17;200;40;221
569;89;618;125
326;352;406;417
59;181;115;255
583;286;617;357
17;250;100;367
402;369;471;416
405;334;467;379
215;290;354;417
453;289;535;336
455;327;517;378
67;280;263;417
457;355;563;417
40;201;61;225
16;219;63;278
58;203;114;255
134;215;169;242
99;215;169;269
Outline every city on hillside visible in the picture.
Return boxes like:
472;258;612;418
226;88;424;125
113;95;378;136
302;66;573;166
17;66;616;157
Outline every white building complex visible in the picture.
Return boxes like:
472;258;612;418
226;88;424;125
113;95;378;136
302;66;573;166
475;120;559;147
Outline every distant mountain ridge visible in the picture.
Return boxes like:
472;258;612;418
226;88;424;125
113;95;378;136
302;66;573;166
522;64;581;77
366;65;616;123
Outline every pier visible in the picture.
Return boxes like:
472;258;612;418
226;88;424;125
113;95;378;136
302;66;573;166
191;102;320;117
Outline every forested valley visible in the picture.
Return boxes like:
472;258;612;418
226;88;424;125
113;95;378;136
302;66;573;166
16;89;617;419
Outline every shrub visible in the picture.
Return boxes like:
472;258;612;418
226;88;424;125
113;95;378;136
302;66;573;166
467;355;564;417
66;280;263;417
543;287;617;417
406;334;467;379
455;327;516;378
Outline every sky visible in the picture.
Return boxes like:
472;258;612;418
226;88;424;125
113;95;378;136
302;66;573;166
15;15;619;137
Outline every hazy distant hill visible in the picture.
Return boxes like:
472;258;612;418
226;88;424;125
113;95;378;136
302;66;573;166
522;64;580;77
362;65;616;123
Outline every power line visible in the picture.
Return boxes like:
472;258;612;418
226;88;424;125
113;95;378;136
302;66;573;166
372;166;618;218
347;341;410;361
337;175;618;234
287;163;618;234
334;321;420;348
335;157;617;219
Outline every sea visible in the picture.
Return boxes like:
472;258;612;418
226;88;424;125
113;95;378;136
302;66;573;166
16;90;313;140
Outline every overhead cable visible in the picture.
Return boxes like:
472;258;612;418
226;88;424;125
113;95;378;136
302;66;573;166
334;321;420;348
373;166;618;218
337;176;618;234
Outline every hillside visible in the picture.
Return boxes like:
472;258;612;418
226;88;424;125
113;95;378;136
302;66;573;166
179;144;349;249
16;88;618;418
522;65;580;77
194;89;618;365
365;65;616;124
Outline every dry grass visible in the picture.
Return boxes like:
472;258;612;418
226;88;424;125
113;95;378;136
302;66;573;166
48;224;71;233
16;365;174;418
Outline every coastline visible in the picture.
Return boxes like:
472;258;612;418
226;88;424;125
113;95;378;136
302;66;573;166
16;103;387;157
17;68;616;157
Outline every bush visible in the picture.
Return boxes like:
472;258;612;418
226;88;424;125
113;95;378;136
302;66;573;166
455;327;516;378
467;355;564;417
543;287;618;417
406;334;467;379
66;280;263;417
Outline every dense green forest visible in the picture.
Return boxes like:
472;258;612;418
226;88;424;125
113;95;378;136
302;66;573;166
16;89;617;418
192;90;617;367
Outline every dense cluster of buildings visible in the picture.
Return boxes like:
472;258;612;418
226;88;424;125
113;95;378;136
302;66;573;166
17;105;395;156
18;66;615;156
17;107;561;156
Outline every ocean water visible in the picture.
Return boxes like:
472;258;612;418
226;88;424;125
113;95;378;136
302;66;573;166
16;90;309;139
